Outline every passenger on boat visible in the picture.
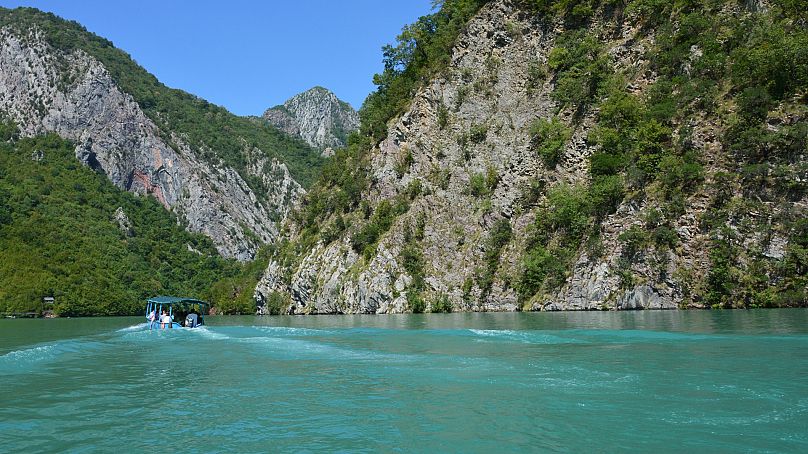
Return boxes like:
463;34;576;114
148;310;156;330
160;310;172;329
185;312;198;328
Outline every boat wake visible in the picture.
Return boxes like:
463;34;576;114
0;338;105;374
116;323;148;332
469;329;585;345
190;326;230;340
252;326;332;337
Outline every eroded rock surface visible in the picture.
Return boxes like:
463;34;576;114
263;87;359;155
258;0;805;314
0;27;304;259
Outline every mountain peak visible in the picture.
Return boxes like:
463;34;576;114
304;86;330;95
0;7;320;260
263;87;359;155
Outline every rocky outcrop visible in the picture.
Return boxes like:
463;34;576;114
0;26;303;260
113;207;133;237
257;1;564;313
263;87;359;156
255;238;409;315
256;0;805;313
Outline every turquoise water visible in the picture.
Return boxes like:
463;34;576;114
1;310;807;453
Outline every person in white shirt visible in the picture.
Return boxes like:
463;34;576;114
160;310;172;329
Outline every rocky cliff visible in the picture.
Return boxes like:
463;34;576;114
263;87;359;156
0;9;316;260
256;0;807;313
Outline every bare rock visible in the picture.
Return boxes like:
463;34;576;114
0;26;303;260
263;86;359;154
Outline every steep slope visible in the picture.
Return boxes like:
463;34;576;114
256;0;807;314
0;8;324;260
0;132;250;316
263;87;359;156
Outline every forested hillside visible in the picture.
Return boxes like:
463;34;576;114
0;123;263;316
1;7;326;261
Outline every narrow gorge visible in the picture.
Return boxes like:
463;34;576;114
1;1;805;316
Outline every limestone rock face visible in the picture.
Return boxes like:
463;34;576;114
263;87;359;155
0;27;304;260
256;0;803;314
255;238;408;315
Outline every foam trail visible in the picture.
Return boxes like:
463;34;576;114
239;335;419;363
117;323;148;332
1;344;57;363
192;326;230;340
253;326;332;337
0;338;106;373
469;329;584;344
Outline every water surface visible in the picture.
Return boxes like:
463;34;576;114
1;310;807;452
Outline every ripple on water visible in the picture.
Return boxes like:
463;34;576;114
236;335;421;365
469;329;585;344
0;338;106;374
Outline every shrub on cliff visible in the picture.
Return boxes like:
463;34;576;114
548;30;612;107
360;0;491;142
530;117;571;167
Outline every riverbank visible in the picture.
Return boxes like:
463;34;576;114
7;300;807;320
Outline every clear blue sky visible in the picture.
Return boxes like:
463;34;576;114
0;0;434;115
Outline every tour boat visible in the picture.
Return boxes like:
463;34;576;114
145;296;209;329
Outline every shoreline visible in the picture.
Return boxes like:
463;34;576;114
4;305;808;319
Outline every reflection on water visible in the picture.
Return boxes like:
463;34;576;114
208;308;808;333
1;310;807;453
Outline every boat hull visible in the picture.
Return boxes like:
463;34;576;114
146;321;204;329
147;321;182;329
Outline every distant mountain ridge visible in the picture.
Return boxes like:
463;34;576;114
263;87;359;156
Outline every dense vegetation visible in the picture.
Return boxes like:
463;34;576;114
0;129;261;316
515;0;807;307
0;7;325;191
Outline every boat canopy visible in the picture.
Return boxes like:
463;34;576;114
147;296;210;307
146;296;209;329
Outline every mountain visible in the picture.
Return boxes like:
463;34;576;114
263;87;359;156
0;132;254;316
0;7;325;261
254;0;807;314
